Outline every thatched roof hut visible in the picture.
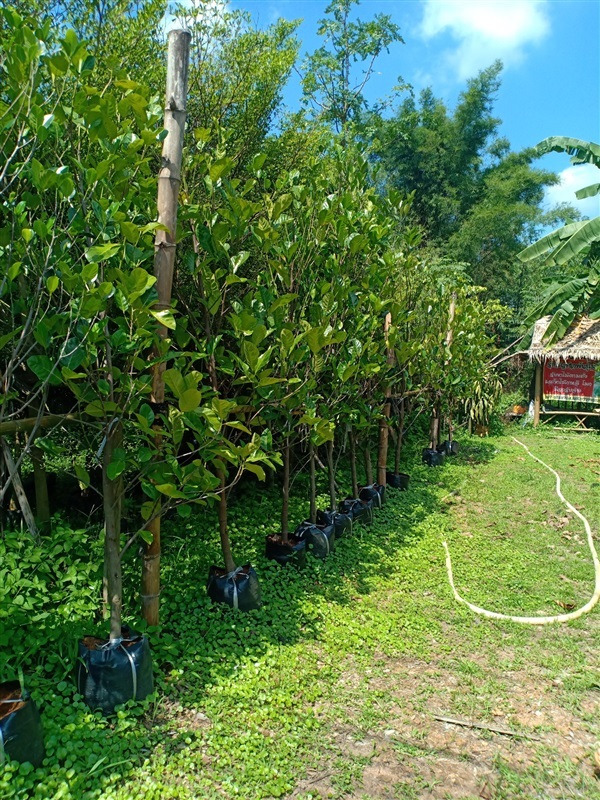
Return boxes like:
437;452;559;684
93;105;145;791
529;316;600;364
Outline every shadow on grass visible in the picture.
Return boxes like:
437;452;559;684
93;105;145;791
0;433;502;800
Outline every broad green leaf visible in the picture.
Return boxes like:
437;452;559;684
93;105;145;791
179;389;202;412
107;460;125;480
150;308;176;329
244;462;265;481
46;276;59;294
575;182;600;200
85;243;120;263
74;464;90;488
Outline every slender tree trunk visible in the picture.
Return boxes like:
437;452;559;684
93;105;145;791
309;439;316;524
363;444;373;485
349;428;358;498
394;397;405;474
103;420;123;642
31;445;49;527
30;399;49;527
218;470;235;573
326;438;336;510
281;437;290;542
141;30;190;626
429;405;440;449
0;438;38;541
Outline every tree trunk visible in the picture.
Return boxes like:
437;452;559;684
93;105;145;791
0;438;39;542
218;470;235;573
394;397;405;474
363;444;373;485
281;437;290;542
102;420;123;642
141;29;190;626
326;438;336;510
429;405;440;449
31;444;50;527
309;439;317;524
349;428;358;498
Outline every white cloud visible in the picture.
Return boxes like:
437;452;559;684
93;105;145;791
545;163;600;219
420;0;550;80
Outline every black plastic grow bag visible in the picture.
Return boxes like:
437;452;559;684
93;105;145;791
386;471;410;490
338;497;373;523
422;448;445;467
316;509;353;538
207;563;262;611
76;628;154;716
306;523;335;559
265;534;307;567
359;483;385;507
437;440;459;456
0;681;44;767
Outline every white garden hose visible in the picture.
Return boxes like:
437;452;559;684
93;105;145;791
442;436;600;624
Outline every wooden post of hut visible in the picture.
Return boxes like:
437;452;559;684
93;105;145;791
533;362;542;427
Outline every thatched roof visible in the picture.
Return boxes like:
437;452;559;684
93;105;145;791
529;316;600;363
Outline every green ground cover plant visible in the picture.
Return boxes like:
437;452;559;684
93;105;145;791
1;428;598;799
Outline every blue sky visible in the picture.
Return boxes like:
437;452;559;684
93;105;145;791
227;0;600;218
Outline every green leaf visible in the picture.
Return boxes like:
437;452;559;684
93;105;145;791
268;293;298;314
85;243;120;263
107;460;125;480
575;182;600;200
179;389;202;413
176;504;192;518
244;462;265;481
27;355;61;385
209;157;234;182
150;308;176;330
46;275;59;294
74;464;90;488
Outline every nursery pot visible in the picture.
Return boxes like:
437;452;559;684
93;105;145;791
339;497;374;524
437;440;459;456
76;627;154;715
316;509;353;538
359;483;385;507
422;448;445;467
386;471;410;491
265;534;307;567
207;563;262;611
294;521;335;559
0;681;44;767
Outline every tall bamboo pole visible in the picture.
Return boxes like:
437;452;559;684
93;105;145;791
377;312;393;486
445;293;456;440
141;29;191;627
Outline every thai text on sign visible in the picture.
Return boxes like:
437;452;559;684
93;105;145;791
543;359;600;402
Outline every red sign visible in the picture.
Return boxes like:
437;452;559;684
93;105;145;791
543;359;597;402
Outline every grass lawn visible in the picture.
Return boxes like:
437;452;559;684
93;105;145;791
1;429;599;799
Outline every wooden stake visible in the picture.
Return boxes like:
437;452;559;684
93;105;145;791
533;362;542;427
326;438;336;510
377;312;393;486
309;439;317;524
281;436;290;542
141;29;191;627
349;428;358;498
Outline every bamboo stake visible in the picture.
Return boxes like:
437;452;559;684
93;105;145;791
281;436;290;542
377;312;393;486
141;29;191;627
